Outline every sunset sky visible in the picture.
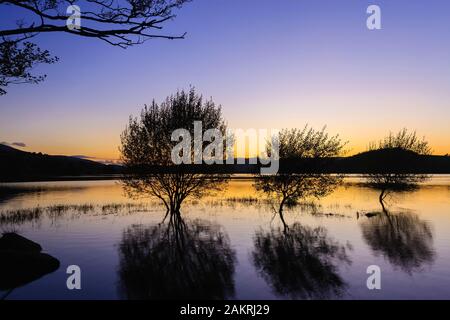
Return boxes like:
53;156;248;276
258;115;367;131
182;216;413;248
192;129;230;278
1;0;450;162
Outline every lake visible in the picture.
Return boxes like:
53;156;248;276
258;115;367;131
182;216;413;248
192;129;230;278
1;175;450;300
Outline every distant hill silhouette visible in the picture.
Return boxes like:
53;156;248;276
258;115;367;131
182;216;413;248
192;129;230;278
1;145;450;181
277;148;450;173
0;144;123;181
331;148;450;174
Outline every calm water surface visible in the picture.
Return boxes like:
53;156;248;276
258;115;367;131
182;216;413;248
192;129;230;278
1;176;450;299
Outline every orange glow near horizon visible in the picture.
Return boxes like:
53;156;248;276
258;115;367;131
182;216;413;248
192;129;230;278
11;131;450;163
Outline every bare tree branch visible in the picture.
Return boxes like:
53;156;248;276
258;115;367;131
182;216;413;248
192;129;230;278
1;0;190;46
0;0;191;94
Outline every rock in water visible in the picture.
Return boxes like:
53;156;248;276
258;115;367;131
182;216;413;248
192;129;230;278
0;232;42;253
0;233;60;291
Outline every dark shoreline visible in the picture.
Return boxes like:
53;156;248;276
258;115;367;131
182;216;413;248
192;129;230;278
0;174;123;183
2;173;450;184
3;144;450;183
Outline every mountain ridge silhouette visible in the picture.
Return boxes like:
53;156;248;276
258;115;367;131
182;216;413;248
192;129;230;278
0;144;122;181
1;144;450;181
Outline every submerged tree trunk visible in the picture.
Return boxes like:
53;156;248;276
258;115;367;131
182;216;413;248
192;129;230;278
378;188;395;227
168;195;184;217
379;189;386;203
379;189;387;214
278;198;289;232
160;209;170;224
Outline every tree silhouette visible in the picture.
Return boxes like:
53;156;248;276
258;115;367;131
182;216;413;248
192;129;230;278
363;129;431;211
0;0;190;94
118;215;236;299
0;40;58;95
120;88;229;217
254;126;346;230
252;223;351;299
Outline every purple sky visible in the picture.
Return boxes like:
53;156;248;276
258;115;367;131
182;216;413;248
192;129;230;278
1;0;450;160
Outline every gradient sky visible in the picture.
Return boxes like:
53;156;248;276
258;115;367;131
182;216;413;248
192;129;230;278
1;0;450;162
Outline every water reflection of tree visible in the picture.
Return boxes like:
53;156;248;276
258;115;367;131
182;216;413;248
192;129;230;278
252;223;351;299
118;214;236;299
359;211;435;274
